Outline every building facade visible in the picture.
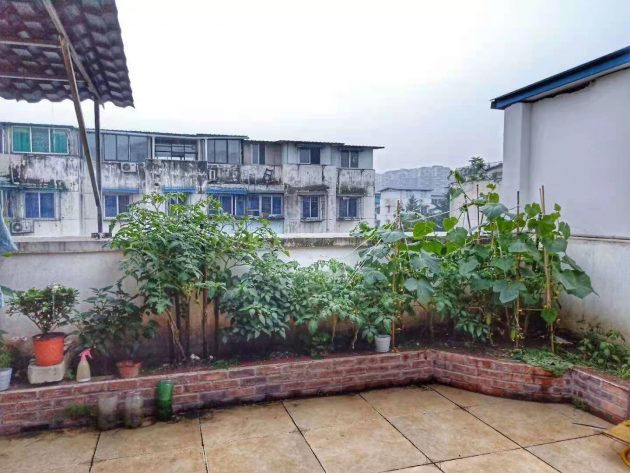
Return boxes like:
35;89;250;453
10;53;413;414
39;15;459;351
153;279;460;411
376;187;433;226
491;46;630;339
0;123;380;236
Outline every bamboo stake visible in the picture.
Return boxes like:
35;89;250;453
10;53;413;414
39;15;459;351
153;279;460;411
514;190;522;346
539;186;555;352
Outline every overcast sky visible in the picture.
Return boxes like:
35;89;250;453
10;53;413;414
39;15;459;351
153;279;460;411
2;0;629;171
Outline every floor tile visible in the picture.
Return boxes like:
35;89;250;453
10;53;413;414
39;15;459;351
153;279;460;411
303;418;428;473
528;434;627;473
438;449;558;473
468;398;603;446
205;431;324;473
361;386;458;417
200;402;296;446
95;418;201;460
91;446;205;473
394;466;442;472
283;394;380;431
0;429;97;472
390;408;519;461
430;384;505;407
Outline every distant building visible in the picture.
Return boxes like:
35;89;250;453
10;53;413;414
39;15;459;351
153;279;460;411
0;122;382;236
376;165;450;196
376;187;433;226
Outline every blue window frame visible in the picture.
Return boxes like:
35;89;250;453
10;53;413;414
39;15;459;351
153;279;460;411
166;193;190;215
246;194;283;217
208;195;233;214
104;194;131;218
302;195;320;219
25;192;55;219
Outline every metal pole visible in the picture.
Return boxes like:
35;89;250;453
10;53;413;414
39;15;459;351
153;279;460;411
94;100;103;234
59;36;103;236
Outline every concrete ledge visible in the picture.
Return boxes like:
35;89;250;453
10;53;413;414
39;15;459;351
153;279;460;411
11;234;363;254
1;349;628;435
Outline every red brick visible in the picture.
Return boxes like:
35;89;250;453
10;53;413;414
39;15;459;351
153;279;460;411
228;368;257;379
107;380;139;391
0;390;39;403
198;370;228;381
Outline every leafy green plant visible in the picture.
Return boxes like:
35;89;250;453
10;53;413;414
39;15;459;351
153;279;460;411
221;253;296;342
7;285;78;334
291;260;357;344
308;332;331;358
75;285;158;361
574;324;630;374
0;350;11;369
511;349;573;377
63;403;94;420
110;193;282;362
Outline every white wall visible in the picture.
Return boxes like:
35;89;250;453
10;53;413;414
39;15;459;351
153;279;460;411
499;68;630;339
0;236;361;340
501;69;630;238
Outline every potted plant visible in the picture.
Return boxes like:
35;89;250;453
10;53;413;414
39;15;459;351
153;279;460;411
7;285;78;366
353;277;400;353
0;330;12;391
75;285;157;378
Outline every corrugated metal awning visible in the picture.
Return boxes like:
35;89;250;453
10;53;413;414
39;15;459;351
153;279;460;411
206;187;248;195
0;0;134;107
102;187;140;194
163;187;195;194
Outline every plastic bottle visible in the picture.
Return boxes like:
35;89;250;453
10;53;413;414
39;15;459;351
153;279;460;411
76;348;92;383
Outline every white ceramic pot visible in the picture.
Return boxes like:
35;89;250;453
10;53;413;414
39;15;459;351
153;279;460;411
375;335;391;353
0;368;12;391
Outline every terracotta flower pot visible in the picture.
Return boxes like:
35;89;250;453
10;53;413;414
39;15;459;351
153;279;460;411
116;360;142;379
32;332;65;367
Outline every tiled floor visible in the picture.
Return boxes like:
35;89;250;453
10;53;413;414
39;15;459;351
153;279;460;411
0;384;626;473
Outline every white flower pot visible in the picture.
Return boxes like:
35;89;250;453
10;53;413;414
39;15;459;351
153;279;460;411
375;335;391;353
0;368;12;391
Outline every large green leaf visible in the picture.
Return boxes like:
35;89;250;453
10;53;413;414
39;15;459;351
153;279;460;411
491;257;515;273
508;240;530;253
410;251;441;275
413;221;436;239
481;203;508;220
404;277;434;305
493;280;526;304
442;217;458;232
470;277;493;291
446;227;468;247
381;230;406;243
541;307;558;325
544;238;568;254
458;257;479;276
422;239;443;255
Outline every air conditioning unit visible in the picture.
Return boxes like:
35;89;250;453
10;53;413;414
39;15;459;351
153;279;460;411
208;168;217;181
121;162;138;173
10;219;34;235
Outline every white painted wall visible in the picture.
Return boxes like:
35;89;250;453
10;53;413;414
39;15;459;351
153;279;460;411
499;67;630;339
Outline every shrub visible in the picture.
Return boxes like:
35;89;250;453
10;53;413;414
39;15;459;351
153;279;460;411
7;285;78;334
575;324;630;374
221;253;296;342
75;285;158;361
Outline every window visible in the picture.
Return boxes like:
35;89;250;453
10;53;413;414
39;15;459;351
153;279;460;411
299;147;320;164
166;193;190;214
208;195;233;214
340;150;359;168
129;136;149;161
155;137;198;160
302;195;321;220
104;194;131;218
208;139;241;164
339;197;359;219
94;133;148;162
1;190;16;218
235;195;246;217
251;143;266;164
25;192;55;219
12;126;69;154
246;194;283;217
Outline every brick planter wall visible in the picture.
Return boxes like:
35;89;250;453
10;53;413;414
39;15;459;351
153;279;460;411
1;349;628;436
